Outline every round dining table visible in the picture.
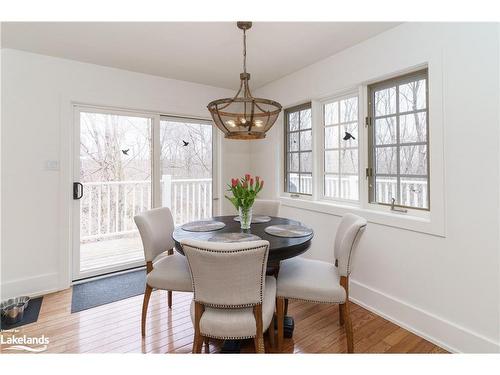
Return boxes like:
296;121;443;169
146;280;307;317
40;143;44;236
172;215;313;269
172;215;313;352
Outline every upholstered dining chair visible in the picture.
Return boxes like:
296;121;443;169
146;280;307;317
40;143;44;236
276;213;367;353
253;199;280;217
134;207;193;337
181;239;276;353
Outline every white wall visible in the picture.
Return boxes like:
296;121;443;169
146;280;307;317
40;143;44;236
252;23;500;352
0;49;249;299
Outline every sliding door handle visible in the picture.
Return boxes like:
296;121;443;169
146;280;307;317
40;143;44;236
73;182;84;200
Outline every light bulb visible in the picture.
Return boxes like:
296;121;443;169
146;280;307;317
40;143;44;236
254;120;263;127
240;118;247;124
226;120;236;127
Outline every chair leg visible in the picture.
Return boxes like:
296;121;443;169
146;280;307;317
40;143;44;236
204;337;210;353
339;304;345;325
254;334;265;354
268;313;275;350
168;290;172;308
193;302;204;354
141;284;153;337
342;300;354;353
276;297;285;352
284;298;289;315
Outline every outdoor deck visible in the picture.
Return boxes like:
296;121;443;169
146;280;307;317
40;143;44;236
80;235;145;271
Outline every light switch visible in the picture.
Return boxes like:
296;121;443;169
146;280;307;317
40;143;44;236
44;160;60;171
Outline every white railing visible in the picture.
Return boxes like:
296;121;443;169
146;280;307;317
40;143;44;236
81;176;212;242
289;175;427;208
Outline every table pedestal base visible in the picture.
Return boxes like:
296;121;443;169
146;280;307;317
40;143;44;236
220;316;295;353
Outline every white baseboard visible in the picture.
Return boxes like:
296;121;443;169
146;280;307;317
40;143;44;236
0;272;62;300
350;279;500;353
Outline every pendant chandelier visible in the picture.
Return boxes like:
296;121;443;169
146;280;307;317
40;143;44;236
207;22;282;140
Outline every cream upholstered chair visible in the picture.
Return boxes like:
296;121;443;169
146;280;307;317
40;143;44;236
276;213;367;353
253;199;280;217
181;239;276;353
134;207;193;337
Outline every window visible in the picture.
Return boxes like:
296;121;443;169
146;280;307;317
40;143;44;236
284;103;312;195
367;69;429;210
323;94;359;201
159;116;215;225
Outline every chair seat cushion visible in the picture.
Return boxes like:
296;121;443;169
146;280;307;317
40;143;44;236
277;257;346;304
190;276;276;339
147;254;193;292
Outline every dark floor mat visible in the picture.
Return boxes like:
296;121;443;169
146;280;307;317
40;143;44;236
71;269;146;313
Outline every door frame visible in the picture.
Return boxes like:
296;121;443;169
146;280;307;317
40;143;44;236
71;104;220;281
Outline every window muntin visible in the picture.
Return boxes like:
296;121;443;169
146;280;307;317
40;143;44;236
323;94;359;201
284;103;312;195
368;69;429;210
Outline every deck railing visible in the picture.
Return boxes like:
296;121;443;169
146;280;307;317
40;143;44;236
81;176;212;242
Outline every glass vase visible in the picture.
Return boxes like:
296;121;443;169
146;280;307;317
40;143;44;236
238;206;253;230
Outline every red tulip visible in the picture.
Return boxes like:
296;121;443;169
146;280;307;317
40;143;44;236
250;178;254;186
256;176;260;184
245;173;251;181
231;178;238;187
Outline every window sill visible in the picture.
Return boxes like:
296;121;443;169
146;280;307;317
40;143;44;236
279;196;445;237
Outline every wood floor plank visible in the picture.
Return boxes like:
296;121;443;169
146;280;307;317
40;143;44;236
0;288;447;354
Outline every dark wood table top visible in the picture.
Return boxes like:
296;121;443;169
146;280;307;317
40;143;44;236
172;215;313;264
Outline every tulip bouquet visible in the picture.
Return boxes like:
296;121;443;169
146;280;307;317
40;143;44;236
225;174;264;229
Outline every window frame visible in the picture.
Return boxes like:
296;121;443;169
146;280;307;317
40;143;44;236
367;68;430;211
320;91;361;204
284;102;313;196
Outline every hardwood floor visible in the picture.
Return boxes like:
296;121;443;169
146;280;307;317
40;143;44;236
0;289;447;354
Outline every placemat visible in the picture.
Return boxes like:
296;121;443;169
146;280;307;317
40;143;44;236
208;233;261;243
264;224;313;238
181;220;226;232
233;215;272;223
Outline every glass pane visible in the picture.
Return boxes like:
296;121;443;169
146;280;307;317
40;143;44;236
325;150;339;173
374;87;396;116
160;119;213;225
79;112;152;273
340;122;358;148
375;176;397;205
300;130;312;151
374;117;396;145
400;145;427;175
300;109;312;130
324;174;340;199
289;132;299;152
289;111;299;131
340;149;358;174
375;147;397;174
340;97;358;123
400;112;427;143
300;174;313;194
300;152;312;173
399;79;426;112
288;173;299;193
325;125;339;149
340;175;359;201
288;152;299;172
400;177;428;209
324;102;339;125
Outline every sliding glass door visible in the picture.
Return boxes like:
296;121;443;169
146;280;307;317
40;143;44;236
73;107;217;280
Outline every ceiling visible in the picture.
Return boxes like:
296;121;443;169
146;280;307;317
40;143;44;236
1;22;399;89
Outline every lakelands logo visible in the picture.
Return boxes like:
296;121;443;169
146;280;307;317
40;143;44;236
1;330;49;352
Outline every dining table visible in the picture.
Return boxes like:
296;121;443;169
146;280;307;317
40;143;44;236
172;214;314;353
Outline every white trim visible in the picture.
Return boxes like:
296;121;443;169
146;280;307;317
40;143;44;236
0;273;61;300
350;279;500;353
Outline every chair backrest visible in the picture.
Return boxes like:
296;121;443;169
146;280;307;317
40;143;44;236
334;213;367;277
134;207;175;262
181;239;270;308
253;199;280;217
